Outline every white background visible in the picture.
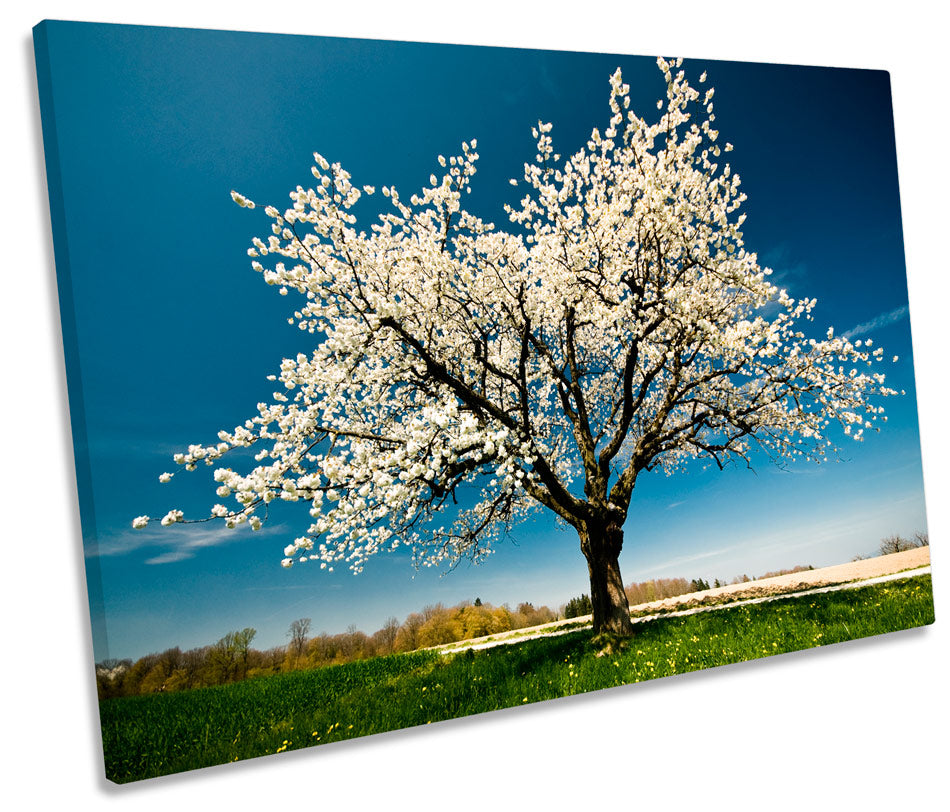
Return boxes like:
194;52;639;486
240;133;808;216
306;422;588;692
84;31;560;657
4;2;947;808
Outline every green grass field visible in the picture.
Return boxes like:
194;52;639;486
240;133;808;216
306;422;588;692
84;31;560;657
100;574;934;783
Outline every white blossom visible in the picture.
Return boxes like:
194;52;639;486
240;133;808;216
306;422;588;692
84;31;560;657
140;61;895;630
160;510;184;527
230;190;255;209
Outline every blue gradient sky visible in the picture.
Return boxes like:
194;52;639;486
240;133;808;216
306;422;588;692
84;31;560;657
38;21;927;662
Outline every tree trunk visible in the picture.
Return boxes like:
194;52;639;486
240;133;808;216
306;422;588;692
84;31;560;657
580;514;634;637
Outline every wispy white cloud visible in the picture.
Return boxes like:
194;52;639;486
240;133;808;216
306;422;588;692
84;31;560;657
88;521;285;564
842;305;909;340
643;543;744;574
650;490;924;577
144;551;194;565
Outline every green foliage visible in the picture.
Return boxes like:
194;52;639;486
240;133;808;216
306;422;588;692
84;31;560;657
96;596;561;701
563;594;593;618
100;575;934;783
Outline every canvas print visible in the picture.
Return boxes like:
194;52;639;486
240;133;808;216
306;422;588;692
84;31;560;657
34;20;934;784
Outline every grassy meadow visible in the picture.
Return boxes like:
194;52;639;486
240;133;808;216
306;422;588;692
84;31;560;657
100;574;934;783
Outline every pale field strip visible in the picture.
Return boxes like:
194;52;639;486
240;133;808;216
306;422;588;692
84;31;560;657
431;547;933;655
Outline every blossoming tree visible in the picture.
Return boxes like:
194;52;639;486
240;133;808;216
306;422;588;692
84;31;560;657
135;59;895;637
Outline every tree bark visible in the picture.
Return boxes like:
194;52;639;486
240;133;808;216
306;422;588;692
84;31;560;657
580;514;634;636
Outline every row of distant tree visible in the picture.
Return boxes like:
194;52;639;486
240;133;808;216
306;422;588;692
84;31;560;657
851;531;929;561
619;566;819;606
876;532;929;556
93;568;797;699
95;533;927;699
95;597;558;699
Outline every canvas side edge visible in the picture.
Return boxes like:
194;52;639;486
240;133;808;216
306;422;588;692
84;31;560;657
32;20;111;664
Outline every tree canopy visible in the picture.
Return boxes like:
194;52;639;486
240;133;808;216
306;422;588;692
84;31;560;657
135;58;895;635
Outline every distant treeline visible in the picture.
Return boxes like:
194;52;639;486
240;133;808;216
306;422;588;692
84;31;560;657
724;564;815;587
95;598;557;700
96;555;853;700
862;531;929;559
625;577;694;605
619;565;819;608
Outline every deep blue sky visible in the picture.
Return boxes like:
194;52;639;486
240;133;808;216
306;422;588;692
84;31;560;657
37;20;927;662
